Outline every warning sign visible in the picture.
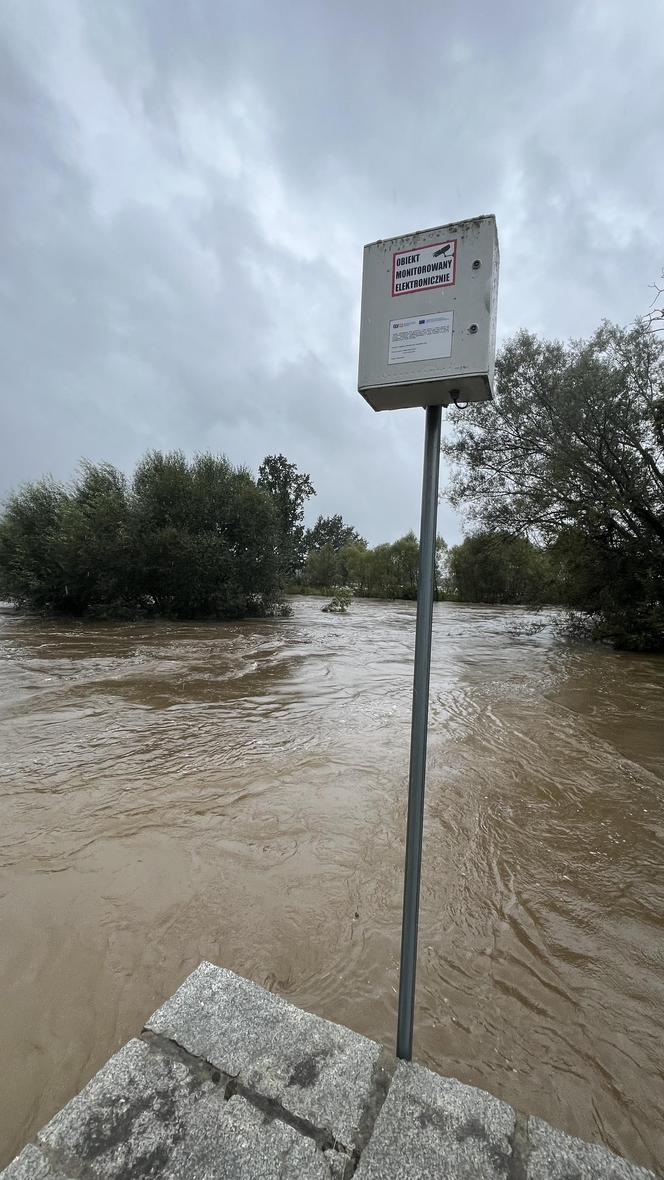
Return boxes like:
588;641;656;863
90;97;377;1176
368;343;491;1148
392;239;456;297
388;311;453;365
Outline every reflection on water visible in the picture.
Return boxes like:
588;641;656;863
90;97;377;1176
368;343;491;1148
0;599;663;1170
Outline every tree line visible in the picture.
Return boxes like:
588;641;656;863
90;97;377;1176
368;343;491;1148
1;319;661;648
0;452;312;619
298;526;606;613
298;529;436;600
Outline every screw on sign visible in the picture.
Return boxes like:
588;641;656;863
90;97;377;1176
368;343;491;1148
357;215;499;1061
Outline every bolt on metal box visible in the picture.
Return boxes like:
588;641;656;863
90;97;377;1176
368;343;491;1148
358;215;499;411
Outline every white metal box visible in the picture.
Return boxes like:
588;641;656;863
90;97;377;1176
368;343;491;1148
358;215;499;411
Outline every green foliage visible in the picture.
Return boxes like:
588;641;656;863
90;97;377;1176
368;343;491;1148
257;454;315;575
301;531;434;601
322;586;353;614
0;452;286;619
334;585;353;610
0;465;134;614
0;478;65;610
591;606;664;652
362;532;420;599
338;541;371;588
300;512;368;590
305;514;364;553
547;526;664;649
302;544;340;589
447;531;552;604
443;322;664;650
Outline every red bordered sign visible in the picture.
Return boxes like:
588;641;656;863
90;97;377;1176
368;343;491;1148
392;238;457;297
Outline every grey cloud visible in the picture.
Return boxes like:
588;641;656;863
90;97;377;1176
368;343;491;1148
2;0;663;545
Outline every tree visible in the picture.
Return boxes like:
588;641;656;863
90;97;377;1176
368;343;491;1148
305;514;364;553
337;539;369;587
0;477;69;611
358;532;421;599
297;531;448;601
131;451;282;618
389;531;420;598
435;536;449;598
0;452;285;619
60;462;134;613
0;463;134;614
447;531;550;604
257;454;315;575
302;544;340;588
646;267;664;335
443;323;664;648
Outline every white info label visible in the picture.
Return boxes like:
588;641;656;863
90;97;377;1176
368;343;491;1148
388;311;454;366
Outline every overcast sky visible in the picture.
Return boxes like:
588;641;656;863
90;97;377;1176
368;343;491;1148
1;1;663;544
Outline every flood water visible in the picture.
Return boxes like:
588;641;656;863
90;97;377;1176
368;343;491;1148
0;598;663;1171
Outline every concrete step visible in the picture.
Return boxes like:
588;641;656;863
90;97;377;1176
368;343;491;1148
3;962;658;1179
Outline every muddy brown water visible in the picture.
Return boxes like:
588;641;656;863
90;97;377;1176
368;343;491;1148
0;598;663;1171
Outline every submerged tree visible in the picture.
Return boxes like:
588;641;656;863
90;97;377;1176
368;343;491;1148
0;452;287;619
131;451;282;617
0;477;70;612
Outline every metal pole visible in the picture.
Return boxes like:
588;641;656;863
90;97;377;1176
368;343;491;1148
396;403;442;1061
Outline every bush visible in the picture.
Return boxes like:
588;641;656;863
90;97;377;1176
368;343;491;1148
0;452;286;620
322;586;353;614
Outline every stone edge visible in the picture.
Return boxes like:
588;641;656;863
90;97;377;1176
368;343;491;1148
1;963;660;1180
